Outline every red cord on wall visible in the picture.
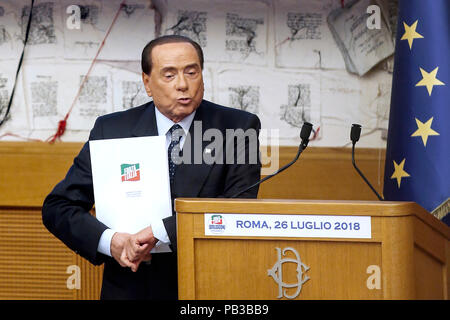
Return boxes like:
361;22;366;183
46;0;126;144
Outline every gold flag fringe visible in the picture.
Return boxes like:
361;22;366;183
432;198;449;221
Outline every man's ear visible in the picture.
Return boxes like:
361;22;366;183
142;72;153;97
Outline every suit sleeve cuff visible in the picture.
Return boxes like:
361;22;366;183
97;228;115;257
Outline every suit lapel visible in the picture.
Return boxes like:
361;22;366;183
131;102;158;137
173;102;214;197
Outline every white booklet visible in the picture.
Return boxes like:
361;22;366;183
90;136;172;253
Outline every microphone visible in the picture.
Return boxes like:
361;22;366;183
230;122;313;198
350;124;383;201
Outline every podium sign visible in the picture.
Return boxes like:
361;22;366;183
204;213;371;238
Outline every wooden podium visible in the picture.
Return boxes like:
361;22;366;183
175;199;450;300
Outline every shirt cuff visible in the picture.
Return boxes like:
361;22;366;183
97;228;116;257
151;218;170;245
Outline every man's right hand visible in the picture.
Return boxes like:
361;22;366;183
110;232;132;267
121;226;156;272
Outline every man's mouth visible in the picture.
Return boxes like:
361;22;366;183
177;97;192;104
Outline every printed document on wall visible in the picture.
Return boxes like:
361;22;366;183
163;0;268;65
90;136;172;252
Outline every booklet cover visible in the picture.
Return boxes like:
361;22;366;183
90;136;172;252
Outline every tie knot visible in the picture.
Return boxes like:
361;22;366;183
169;124;182;133
168;124;183;142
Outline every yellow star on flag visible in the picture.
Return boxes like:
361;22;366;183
391;159;410;188
401;20;423;49
411;117;439;147
416;67;445;96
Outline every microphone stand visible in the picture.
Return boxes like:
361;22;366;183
231;142;308;198
231;122;312;199
351;124;384;201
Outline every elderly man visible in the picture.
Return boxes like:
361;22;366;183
42;35;261;300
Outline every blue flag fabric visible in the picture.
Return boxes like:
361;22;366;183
383;0;449;225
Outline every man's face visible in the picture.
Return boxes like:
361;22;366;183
142;42;204;122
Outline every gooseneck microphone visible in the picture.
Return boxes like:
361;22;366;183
230;122;313;198
350;124;383;201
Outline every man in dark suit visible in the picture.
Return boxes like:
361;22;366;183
42;35;261;299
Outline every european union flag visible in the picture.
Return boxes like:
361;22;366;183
383;0;449;225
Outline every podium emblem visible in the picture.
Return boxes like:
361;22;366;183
208;214;226;234
267;247;310;299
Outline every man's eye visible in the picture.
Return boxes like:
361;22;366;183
164;74;174;79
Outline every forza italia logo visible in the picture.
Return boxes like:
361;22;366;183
208;214;225;234
121;163;140;182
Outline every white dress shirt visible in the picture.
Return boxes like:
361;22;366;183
97;106;196;257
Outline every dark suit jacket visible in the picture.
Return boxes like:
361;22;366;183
42;100;261;299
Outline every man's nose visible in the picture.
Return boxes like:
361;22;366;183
175;74;188;91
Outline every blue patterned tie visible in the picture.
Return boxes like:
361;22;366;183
167;124;183;188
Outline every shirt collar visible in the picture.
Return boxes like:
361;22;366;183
154;106;196;137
